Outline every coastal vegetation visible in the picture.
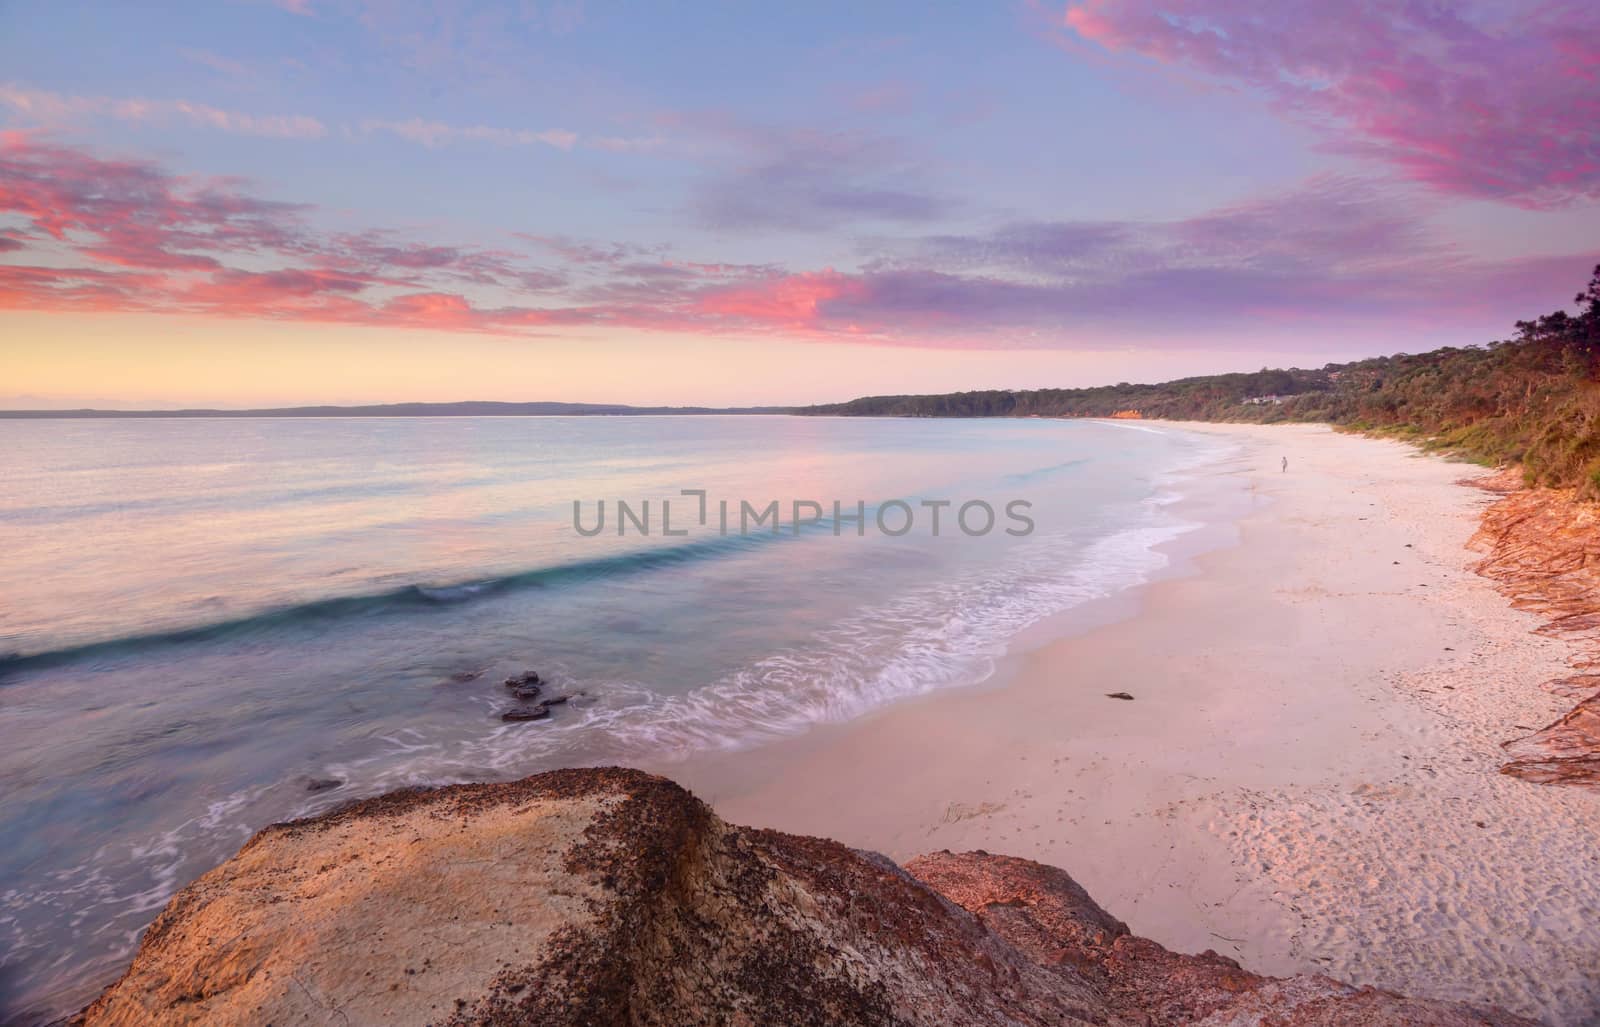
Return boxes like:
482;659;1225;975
804;266;1600;496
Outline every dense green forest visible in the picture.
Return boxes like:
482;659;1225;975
803;266;1600;496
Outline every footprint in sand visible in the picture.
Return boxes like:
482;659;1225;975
940;800;1007;824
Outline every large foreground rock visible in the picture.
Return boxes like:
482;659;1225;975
78;768;1530;1026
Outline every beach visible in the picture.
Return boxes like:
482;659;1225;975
660;422;1600;1025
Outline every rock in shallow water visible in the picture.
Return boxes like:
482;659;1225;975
503;670;542;690
75;768;1531;1027
499;704;550;722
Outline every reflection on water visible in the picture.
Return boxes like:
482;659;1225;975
0;414;1232;1023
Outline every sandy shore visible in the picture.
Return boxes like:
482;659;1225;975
657;423;1600;1025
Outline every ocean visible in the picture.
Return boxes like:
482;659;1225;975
0;414;1233;1022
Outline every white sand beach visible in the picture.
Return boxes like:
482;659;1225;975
660;423;1600;1025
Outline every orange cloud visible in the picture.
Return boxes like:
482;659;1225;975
3;135;1595;352
694;271;867;329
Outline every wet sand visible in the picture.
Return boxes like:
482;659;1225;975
658;422;1600;1025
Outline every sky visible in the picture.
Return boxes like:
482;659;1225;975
2;0;1598;408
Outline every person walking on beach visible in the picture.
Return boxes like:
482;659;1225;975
1281;456;1288;473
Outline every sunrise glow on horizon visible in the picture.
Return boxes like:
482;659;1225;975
3;1;1599;408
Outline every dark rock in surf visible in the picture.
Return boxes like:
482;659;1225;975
448;670;482;684
1105;692;1135;701
539;694;570;706
512;686;543;701
304;778;344;793
501;705;551;722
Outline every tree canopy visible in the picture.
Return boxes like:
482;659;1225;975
802;266;1600;497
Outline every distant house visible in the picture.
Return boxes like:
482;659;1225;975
1242;395;1285;405
1109;409;1143;419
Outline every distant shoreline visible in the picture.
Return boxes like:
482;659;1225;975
0;401;793;419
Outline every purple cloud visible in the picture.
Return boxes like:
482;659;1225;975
2;135;1593;350
1062;0;1600;208
876;176;1439;279
836;175;1596;342
689;125;949;231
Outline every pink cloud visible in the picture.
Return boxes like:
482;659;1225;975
1061;0;1600;207
0;264;166;313
0;133;307;257
0;84;327;139
1;135;1594;349
359;118;577;150
848;81;916;114
1;85;604;153
694;271;867;329
0;135;578;331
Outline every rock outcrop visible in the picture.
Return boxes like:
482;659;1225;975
1468;482;1600;788
78;768;1531;1026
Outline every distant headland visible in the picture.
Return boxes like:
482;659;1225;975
0;401;793;419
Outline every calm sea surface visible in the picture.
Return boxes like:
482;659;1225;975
0;415;1234;1022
